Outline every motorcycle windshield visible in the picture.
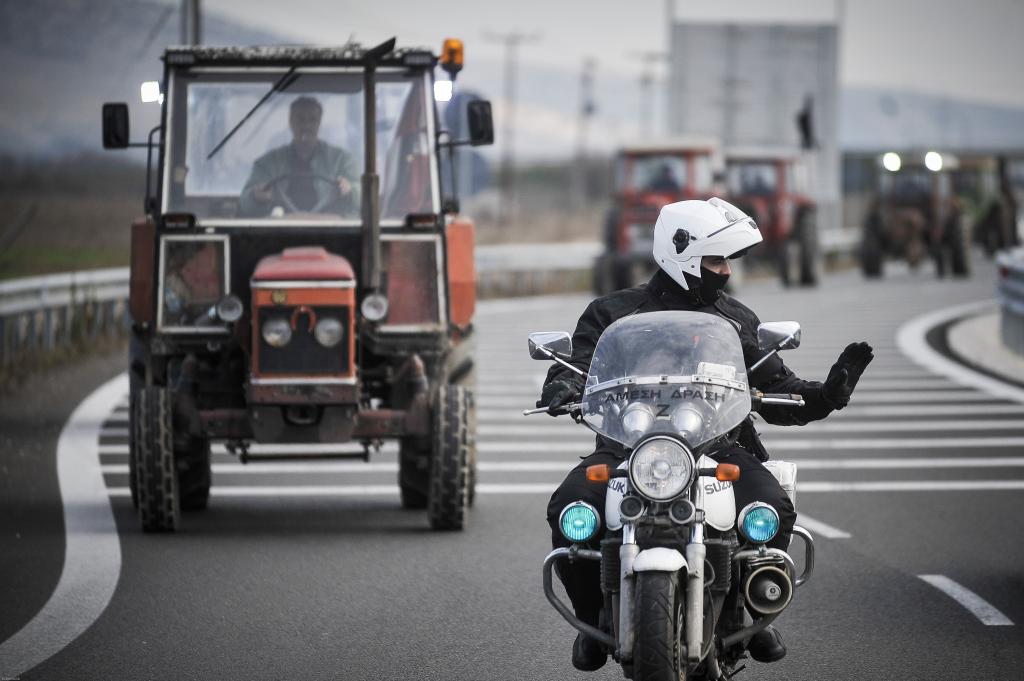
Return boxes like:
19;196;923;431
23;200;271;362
581;311;751;449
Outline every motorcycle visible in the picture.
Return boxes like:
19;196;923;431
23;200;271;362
525;310;814;680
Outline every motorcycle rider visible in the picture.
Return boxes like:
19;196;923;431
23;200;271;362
538;197;874;671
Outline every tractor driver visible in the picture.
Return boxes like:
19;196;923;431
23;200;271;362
537;197;874;672
240;95;360;217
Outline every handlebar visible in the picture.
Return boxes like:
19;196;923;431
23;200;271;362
522;402;581;416
751;390;805;410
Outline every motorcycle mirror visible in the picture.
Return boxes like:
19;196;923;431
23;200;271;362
528;331;572;360
757;321;801;352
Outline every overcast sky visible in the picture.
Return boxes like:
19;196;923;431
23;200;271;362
203;0;1024;108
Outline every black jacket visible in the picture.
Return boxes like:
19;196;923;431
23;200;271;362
542;270;835;458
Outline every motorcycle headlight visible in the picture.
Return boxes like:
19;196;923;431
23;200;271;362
261;317;292;348
629;436;694;501
738;502;780;544
313;317;344;348
670;404;704;440
559;501;600;543
621;402;656;440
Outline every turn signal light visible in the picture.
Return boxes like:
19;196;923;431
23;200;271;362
586;464;611;483
716;463;740;482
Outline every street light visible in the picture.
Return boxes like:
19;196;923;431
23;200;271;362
882;152;901;172
925;151;943;172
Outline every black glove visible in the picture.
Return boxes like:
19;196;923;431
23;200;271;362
537;379;579;417
822;342;874;410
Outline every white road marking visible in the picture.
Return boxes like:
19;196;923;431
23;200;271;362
478;392;1003;408
795;515;851;539
897;300;1024;405
99;461;577;475
918;575;1014;626
477;420;1024;437
478;404;1024;421
105;479;1024;497
477;437;1024;453
0;374;125;677
800;480;1024;492
98;456;1024;474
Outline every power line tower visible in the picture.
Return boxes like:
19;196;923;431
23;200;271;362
628;50;668;139
572;58;597;210
483;29;540;226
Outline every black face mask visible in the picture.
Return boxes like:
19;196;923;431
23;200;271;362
698;267;730;304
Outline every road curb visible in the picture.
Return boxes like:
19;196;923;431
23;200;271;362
895;300;1024;405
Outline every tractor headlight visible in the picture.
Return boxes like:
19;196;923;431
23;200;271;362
313;317;344;348
738;502;780;544
559;501;600;543
216;294;244;323
361;293;389;322
628;436;694;501
261;317;292;348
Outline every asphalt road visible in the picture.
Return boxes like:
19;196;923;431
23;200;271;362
2;259;1023;681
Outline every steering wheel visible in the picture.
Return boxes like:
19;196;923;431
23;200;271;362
263;171;354;215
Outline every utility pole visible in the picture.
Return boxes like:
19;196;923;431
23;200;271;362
572;58;597;210
180;0;201;45
484;30;540;226
628;50;668;139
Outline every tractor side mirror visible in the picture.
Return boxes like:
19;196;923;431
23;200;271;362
467;100;494;146
528;331;572;360
757;321;802;352
102;103;130;149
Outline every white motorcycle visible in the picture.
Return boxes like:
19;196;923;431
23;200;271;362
526;310;814;681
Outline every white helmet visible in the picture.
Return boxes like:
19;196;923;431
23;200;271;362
652;197;763;291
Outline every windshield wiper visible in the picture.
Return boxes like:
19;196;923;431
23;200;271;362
206;66;300;160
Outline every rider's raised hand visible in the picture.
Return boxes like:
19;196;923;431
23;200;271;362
537;380;579;417
822;342;874;409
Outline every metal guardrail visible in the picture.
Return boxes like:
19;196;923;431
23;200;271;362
997;247;1024;357
0;231;860;372
0;244;598;371
0;268;130;372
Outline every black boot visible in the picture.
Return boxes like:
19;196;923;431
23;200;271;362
748;625;786;663
572;633;608;672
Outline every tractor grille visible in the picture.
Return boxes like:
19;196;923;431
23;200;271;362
257;306;350;376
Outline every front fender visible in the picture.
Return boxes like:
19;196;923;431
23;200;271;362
633;547;687;573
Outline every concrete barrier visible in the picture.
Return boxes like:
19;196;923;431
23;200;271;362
997;247;1024;357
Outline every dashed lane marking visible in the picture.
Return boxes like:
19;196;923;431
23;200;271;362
918;575;1014;626
795;515;852;539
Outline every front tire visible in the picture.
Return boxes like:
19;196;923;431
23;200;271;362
633;572;687;681
427;384;470;531
133;386;180;532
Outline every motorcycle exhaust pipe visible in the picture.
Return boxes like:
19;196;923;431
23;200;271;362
743;566;793;616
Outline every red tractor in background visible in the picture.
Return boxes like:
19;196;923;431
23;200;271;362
593;139;722;294
724;149;819;286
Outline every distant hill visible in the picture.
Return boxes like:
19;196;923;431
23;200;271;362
2;1;1022;160
0;0;290;157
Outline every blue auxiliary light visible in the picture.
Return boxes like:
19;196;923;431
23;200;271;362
739;503;780;544
559;501;600;543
